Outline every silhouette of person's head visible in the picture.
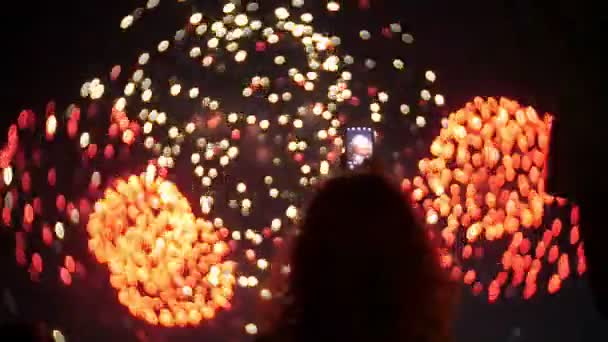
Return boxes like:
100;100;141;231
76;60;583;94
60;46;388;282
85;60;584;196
263;173;455;341
0;321;49;341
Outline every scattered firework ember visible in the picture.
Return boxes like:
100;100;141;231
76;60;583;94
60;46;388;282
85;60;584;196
0;0;586;340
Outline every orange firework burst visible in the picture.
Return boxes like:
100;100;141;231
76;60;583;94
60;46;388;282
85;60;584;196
87;167;235;327
409;97;585;301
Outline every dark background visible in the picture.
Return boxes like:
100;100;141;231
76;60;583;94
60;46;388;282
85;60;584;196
1;1;606;341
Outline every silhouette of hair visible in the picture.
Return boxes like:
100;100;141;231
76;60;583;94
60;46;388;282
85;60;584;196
260;173;456;342
0;321;48;341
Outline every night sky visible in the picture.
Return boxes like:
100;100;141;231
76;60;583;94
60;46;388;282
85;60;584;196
1;1;606;341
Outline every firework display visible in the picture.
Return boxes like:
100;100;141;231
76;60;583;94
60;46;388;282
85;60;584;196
408;97;584;302
87;171;235;327
0;0;586;340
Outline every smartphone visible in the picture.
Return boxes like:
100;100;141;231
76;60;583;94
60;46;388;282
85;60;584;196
344;127;375;170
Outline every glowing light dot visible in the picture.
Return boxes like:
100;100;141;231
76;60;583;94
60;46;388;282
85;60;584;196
320;161;330;175
301;14;313;24
55;222;65;240
402;33;414;44
269;188;279;198
256;258;269;270
204;149;214;160
294;119;303;129
142;89;152;102
435;94;445;106
400;104;411;115
191;153;201;164
250;20;262;30
286;205;298;219
245;323;258;335
124;83;135;96
267;34;280;44
190;13;203;25
360;30;371;40
194;166;204;177
168;127;179;139
138;53;150;65
158;40;170;52
227;146;239;159
378;92;389;103
146;0;159;9
393;59;405;70
133;70;144;82
246;3;259;12
115;97;127;111
317;130;328;140
228;113;239;123
189;87;199;98
247;276;259;287
259;119;270;130
223;3;236;13
238;276;248;287
80;133;90;148
120;15;134;29
274;56;286;65
237;183;247;193
144;137;154;149
421;89;431;101
193;23;207;35
426;210;439;225
365;59;376;69
371;112;382;122
425;70;437;82
275;7;290;20
416;116;427;128
70;208;80;224
3;167;13;186
143;122;153;135
208;38;219;49
327;1;340;11
181;285;193;297
268;93;279;103
260;288;272;300
170;84;182;96
235;50;248;62
189;47;202;58
235;14;248;26
90;84;105;99
202;55;214;67
271;218;282;232
52;330;65;342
